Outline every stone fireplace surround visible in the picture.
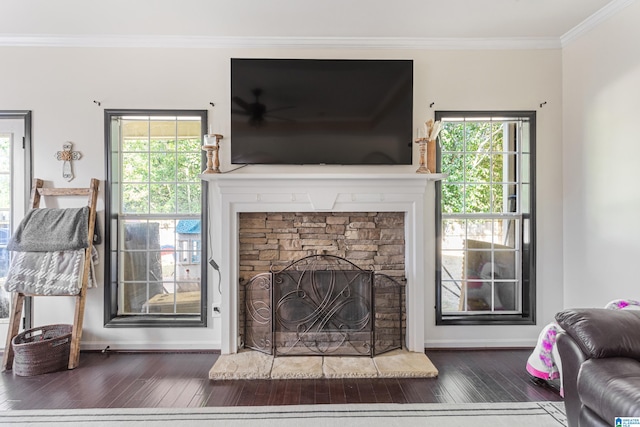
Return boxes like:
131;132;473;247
202;173;444;355
239;211;406;357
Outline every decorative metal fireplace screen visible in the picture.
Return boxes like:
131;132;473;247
244;255;403;357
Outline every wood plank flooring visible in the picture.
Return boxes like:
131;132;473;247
0;349;561;410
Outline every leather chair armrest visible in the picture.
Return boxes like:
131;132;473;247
557;331;588;427
555;309;640;359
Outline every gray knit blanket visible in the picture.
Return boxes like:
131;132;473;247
4;207;97;295
4;248;98;295
7;207;89;252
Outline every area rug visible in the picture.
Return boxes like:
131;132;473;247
0;402;567;426
209;348;439;380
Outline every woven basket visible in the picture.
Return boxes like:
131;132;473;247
12;324;72;376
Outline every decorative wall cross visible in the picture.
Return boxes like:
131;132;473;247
55;141;81;181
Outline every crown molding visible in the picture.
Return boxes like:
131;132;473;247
0;34;561;50
561;0;635;46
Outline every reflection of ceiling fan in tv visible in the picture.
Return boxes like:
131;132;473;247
232;88;294;126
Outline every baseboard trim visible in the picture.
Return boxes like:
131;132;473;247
80;341;222;352
425;346;534;351
82;348;220;354
78;340;536;352
425;338;537;348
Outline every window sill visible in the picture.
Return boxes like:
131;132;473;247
104;315;206;328
437;314;535;326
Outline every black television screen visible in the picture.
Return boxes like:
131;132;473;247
230;58;413;165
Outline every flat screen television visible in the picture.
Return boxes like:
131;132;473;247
230;58;413;165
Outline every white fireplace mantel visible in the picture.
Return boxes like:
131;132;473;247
201;172;445;354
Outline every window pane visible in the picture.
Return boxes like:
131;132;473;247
160;247;176;284
491;153;518;183
466;219;493;243
121;153;149;182
122;139;149;152
122;184;149;214
150;152;177;182
522;154;531;183
465;154;491;183
465;184;491;213
465;248;492;277
464;282;492;311
177;184;201;214
442;219;466;250
121;120;149;151
0;135;10;289
442;183;464;214
441;280;462;312
441;218;465;309
121;282;164;314
441;153;464;181
491;184;508;213
177;152;201;182
491;154;504;183
465;122;492;152
521;122;530;153
440;122;465;151
494;218;520;247
0;174;9;212
150;138;176;152
177;138;202;151
491;123;506;152
494;250;517;280
0;135;10;171
495;282;518;310
122;221;159;250
150;120;177;139
150;183;176;213
177;119;202;139
144;289;201;314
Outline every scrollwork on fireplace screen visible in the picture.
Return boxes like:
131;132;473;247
244;255;403;357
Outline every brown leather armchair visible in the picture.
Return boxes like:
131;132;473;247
555;308;640;427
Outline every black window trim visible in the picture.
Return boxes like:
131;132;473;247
434;110;536;326
103;109;208;328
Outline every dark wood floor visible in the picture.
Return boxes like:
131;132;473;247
0;349;561;410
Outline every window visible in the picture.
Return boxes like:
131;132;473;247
436;111;535;325
0;111;31;330
105;110;208;327
0;132;12;319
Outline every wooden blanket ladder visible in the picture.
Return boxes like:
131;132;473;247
2;178;99;371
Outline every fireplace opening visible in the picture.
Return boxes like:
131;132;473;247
244;255;403;357
238;211;407;355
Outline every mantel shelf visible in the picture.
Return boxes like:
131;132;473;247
200;172;447;182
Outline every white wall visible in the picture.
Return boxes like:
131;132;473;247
0;45;564;349
562;1;640;308
420;50;565;347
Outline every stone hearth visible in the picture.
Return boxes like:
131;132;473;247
208;348;439;380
